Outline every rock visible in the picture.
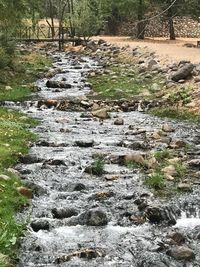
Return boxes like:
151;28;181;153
82;209;108;226
188;159;200;169
46;80;72;89
171;63;194;82
17;186;32;198
147;59;158;69
75;140;94;148
162;124;175;132
162;165;178;176
52;207;78;219
72;183;86;191
7;168;21;176
167;246;195;260
5;86;12;91
23;181;47;196
177;183;192;192
164;174;175;181
0;174;10;181
55;247;105;263
44;99;58;108
196;232;200;239
130;215;145;225
114;117;124;125
92;103;100;111
122;153;146;166
151;131;161;140
19;155;41;164
167;232;185;245
30;219;50;232
194;76;200;83
92;108;109;119
145;206;176;225
169;140;186;149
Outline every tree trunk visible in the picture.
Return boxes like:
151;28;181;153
136;0;145;39
167;3;176;40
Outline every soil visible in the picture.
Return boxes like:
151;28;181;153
94;36;200;64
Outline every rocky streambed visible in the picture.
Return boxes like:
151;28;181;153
6;49;200;266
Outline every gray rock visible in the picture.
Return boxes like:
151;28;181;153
46;80;72;89
52;207;78;219
75;140;94;148
167;246;195;260
30;219;50;232
114;118;124;125
80;209;108;226
171;63;194;82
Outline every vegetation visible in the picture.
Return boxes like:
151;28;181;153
89;65;163;100
0;108;37;267
145;172;165;190
0;52;51;101
150;107;200;123
87;156;105;176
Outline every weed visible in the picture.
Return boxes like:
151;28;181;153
150;107;200;123
0;108;37;265
88;66;163;100
154;149;170;161
174;162;187;177
145;172;165;190
87;156;105;176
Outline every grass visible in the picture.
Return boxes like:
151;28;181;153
154;149;170;161
88;66;163;100
86;156;105;176
0;108;38;266
0;52;51;101
145;172;165;190
150;107;200;123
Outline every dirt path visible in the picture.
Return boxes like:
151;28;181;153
95;36;200;64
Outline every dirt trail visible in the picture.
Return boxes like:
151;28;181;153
95;36;200;64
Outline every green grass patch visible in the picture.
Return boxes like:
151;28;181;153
154;149;170;161
150;107;200;123
86;156;105;176
88;66;163;100
0;107;37;266
0;52;52;101
145;172;165;190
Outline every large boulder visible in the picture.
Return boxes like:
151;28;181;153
171;63;194;82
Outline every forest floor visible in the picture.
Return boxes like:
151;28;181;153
94;36;200;64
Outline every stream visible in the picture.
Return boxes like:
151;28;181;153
7;50;200;266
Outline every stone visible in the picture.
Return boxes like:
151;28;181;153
7;168;21;176
171;63;194;82
44;99;58;108
52;207;78;219
169;140;186;149
177;183;192;192
75;140;94;148
151;131;161;140
92;103;100;111
162;165;178;176
114;117;124;125
162;123;175;132
72;183;86;191
5;86;12;91
196;232;200;239
17;187;32;198
30;219;50;232
46;80;72;89
83;209;108;226
92;108;109;119
0;174;10;181
167;246;195;260
145;206;176;225
122;153;146;166
188;159;200;169
167;232;185;245
19;155;41;164
130;215;145;225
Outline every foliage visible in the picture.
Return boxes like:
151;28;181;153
150;107;200;123
89;65;163;100
145;172;165;190
0;108;37;266
88;156;105;176
154;149;170;161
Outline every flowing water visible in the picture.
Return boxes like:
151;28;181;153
6;51;200;266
